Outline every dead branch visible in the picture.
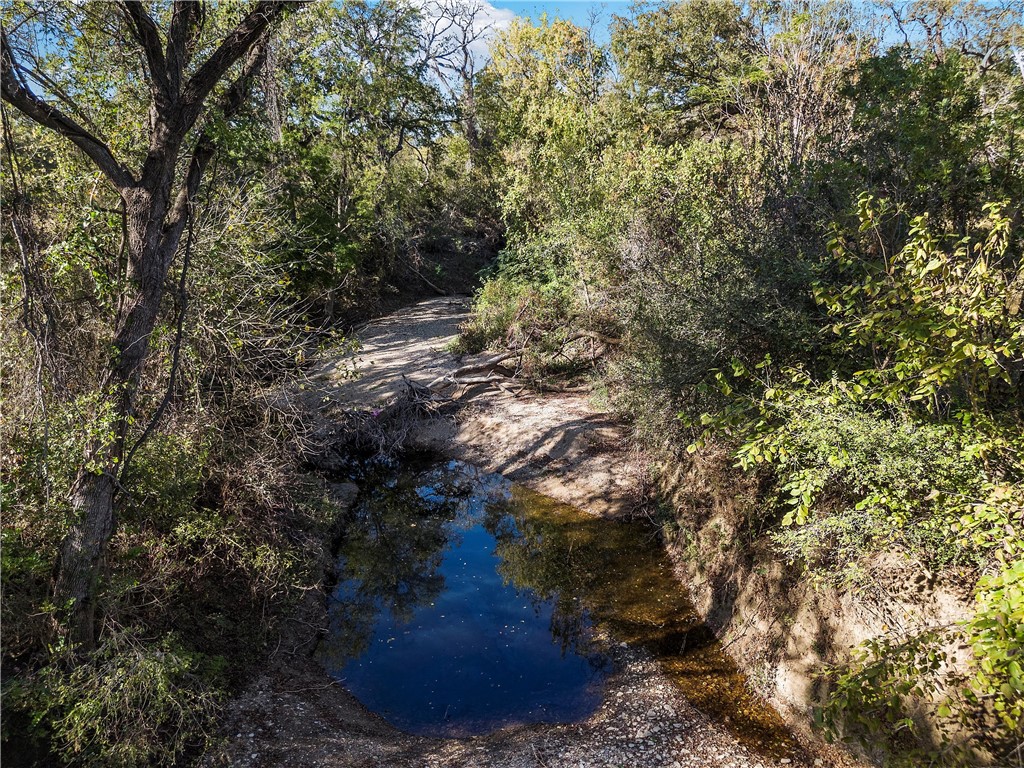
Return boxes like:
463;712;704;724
446;374;512;386
426;351;518;390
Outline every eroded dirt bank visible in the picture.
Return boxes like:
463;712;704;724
220;298;855;768
657;451;976;763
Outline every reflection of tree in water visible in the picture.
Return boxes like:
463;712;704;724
483;489;707;658
487;486;801;758
318;461;799;759
485;487;710;650
484;499;596;656
320;465;472;668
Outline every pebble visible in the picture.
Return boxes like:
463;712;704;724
220;636;823;768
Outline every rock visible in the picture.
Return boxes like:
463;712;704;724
327;481;359;508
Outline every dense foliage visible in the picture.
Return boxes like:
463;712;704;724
1;1;495;764
465;1;1023;765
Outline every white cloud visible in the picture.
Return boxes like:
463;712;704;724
411;0;518;67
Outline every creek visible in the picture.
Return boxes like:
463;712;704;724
318;458;796;756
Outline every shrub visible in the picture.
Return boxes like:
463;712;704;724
820;556;1024;767
609;138;818;442
696;370;1019;577
819;195;1023;416
456;276;534;353
32;629;222;768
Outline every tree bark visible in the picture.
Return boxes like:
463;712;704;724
2;0;296;649
52;187;168;642
54;474;117;644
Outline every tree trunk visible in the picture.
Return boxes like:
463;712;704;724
53;188;172;648
3;0;296;650
54;473;116;647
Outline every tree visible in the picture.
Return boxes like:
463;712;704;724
420;0;495;158
481;16;610;233
1;0;300;648
609;0;753;142
263;0;451;317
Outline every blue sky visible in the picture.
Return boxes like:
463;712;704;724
492;1;634;39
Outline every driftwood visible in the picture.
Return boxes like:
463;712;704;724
403;375;449;403
427;351;520;393
535;380;592;393
407;330;619;401
418;334;617;398
442;374;511;386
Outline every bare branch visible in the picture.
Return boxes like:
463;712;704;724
119;1;172;104
0;27;133;190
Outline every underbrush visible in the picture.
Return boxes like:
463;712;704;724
819;559;1023;766
455;269;620;381
689;383;1022;763
695;378;1020;579
0;389;337;766
8;628;223;768
678;197;1024;764
464;173;1023;764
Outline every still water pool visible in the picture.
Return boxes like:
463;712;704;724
319;461;609;735
318;459;796;755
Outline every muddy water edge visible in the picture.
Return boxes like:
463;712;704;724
320;455;805;762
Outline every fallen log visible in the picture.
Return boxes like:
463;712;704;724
427;351;519;390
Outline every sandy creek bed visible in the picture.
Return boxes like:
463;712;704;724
219;297;852;768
